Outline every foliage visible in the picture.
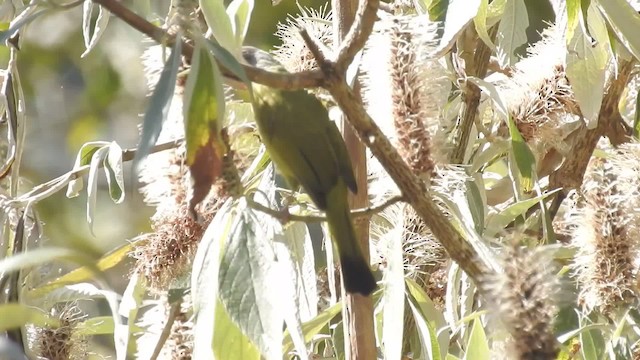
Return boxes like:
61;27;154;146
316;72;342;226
1;0;640;359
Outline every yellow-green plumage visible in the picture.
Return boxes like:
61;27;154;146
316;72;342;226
242;46;376;295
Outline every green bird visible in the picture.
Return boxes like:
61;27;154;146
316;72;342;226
242;46;377;296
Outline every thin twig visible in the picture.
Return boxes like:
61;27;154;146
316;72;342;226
91;0;325;90
149;302;181;360
6;139;183;207
247;195;404;223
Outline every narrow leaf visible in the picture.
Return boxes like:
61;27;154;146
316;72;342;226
183;40;226;214
28;243;132;298
283;302;342;354
597;0;640;61
383;220;405;360
0;304;58;331
134;38;182;168
497;0;529;66
464;319;490;360
103;141;125;203
0;7;44;43
200;0;238;55
566;3;610;128
0;247;83;274
86;146;110;234
75;316;116;336
66;141;110;198
227;0;254;46
81;2;110;57
437;0;481;54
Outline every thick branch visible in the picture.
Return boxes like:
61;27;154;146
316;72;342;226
449;26;498;164
549;59;635;194
327;80;489;281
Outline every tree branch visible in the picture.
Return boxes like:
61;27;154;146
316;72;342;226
247;195;404;223
548;59;636;216
92;0;325;90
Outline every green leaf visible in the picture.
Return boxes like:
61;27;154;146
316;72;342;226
474;0;496;49
0;7;44;44
428;0;449;22
117;273;146;359
192;201;236;359
463;319;490;360
75;316;117;336
183;39;226;166
283;302;342;354
86;146;110;234
633;89;640;139
81;1;110;57
66;141;110;198
218;207;283;359
133;38;182;168
214;298;261;360
200;0;238;55
28;243;133;298
438;0;481;54
0;247;85;275
227;0;254;46
207;39;249;86
596;0;640;62
103;142;125;203
406;278;447;360
485;190;559;236
382;216;405;360
0;303;58;331
497;0;529;66
566;3;610;128
507;112;536;193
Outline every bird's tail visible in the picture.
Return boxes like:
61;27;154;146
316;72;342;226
326;185;377;296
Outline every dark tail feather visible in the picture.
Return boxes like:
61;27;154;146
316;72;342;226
326;185;377;296
340;255;377;295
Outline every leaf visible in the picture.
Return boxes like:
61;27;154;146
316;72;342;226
0;303;58;331
0;7;44;44
213;298;261;360
437;0;481;54
206;39;249;86
634;89;640;139
28;242;132;298
86;145;110;234
507;114;537;193
66;141;110;198
42;283;119;305
469;77;536;192
116;273;146;360
428;0;449;22
75;316;116;336
81;1;110;57
406;278;447;360
485;190;559;236
184;40;227;215
383;219;405;360
103;141;125;203
218;207;283;359
192;201;235;359
0;247;84;275
596;0;640;62
474;0;495;50
283;302;342;354
566;3;610;128
463;319;490;360
226;0;254;46
496;0;529;67
200;0;237;55
133;38;182;168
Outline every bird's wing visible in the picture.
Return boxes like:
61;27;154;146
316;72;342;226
325;121;358;194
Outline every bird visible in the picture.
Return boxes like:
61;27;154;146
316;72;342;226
241;46;377;296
